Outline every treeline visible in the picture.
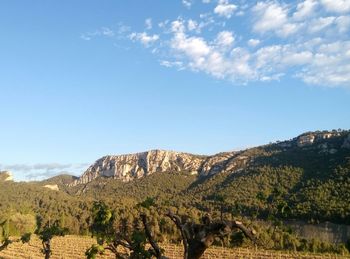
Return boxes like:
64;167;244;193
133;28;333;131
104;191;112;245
1;199;350;258
1;134;350;256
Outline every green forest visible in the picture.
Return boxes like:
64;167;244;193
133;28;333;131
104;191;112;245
1;131;350;256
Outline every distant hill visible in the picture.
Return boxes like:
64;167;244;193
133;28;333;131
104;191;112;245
69;129;350;224
0;129;349;237
39;174;78;192
41;174;78;185
71;130;350;187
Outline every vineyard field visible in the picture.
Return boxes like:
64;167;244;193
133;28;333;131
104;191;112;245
0;235;349;259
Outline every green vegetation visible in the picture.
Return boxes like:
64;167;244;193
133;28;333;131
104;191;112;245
0;130;349;256
86;201;166;259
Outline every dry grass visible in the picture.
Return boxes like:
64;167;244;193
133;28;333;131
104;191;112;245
0;235;349;259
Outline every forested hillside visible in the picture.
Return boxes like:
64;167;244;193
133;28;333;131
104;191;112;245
1;130;350;254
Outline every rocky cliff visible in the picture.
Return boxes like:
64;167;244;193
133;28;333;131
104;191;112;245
70;148;255;186
70;150;205;185
70;130;350;186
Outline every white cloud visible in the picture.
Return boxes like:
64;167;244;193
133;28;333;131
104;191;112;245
80;34;91;41
293;0;318;20
188;19;198;31
88;0;350;88
335;15;350;32
0;163;89;181
101;27;114;37
282;51;313;65
248;39;261;47
279;23;301;37
308;16;336;33
252;1;289;33
298;47;350;85
80;28;113;41
215;31;234;47
172;34;211;59
160;60;184;69
182;0;193;8
321;0;350;13
145;18;152;30
163;14;350;87
214;0;237;18
236;10;245;16
171;19;186;33
129;32;159;46
252;2;302;37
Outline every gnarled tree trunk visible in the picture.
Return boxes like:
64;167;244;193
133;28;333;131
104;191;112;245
166;212;257;259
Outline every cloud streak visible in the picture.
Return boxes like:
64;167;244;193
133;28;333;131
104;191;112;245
0;163;89;181
81;0;350;87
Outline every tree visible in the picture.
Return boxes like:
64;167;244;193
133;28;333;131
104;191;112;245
0;220;10;251
38;221;68;259
0;219;32;252
166;211;257;259
86;201;167;259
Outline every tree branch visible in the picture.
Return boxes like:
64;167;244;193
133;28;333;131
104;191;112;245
140;213;165;259
230;220;257;243
166;211;189;258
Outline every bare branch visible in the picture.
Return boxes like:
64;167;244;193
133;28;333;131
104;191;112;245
230;220;257;243
166;211;189;258
140;213;165;259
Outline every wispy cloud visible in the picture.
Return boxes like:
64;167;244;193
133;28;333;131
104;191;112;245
214;0;237;18
0;163;89;181
80;23;130;41
182;0;193;9
320;0;350;13
145;18;153;30
80;0;350;87
129;32;159;46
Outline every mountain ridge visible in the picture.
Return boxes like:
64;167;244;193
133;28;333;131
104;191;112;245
70;130;350;186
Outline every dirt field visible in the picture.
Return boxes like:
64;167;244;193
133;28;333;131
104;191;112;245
0;235;349;259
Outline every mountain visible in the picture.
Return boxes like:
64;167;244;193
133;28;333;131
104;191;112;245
65;129;350;224
71;130;350;186
1;129;350;240
70;150;205;185
39;174;79;192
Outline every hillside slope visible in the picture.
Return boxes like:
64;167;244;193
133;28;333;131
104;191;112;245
0;130;349;237
68;130;350;224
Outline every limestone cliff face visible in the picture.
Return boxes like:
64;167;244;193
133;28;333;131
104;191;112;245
296;132;340;147
199;152;250;176
70;149;255;186
70;130;349;186
71;150;205;186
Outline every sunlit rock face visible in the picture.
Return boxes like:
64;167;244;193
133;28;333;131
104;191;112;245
70;150;205;186
296;132;341;147
297;134;316;147
70;130;349;186
44;184;59;191
70;147;258;186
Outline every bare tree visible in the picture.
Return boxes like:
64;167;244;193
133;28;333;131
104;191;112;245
166;211;257;259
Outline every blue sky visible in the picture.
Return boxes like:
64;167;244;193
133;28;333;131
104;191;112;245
0;0;350;181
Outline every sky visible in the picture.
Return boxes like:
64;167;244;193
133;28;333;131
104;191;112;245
0;0;350;181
